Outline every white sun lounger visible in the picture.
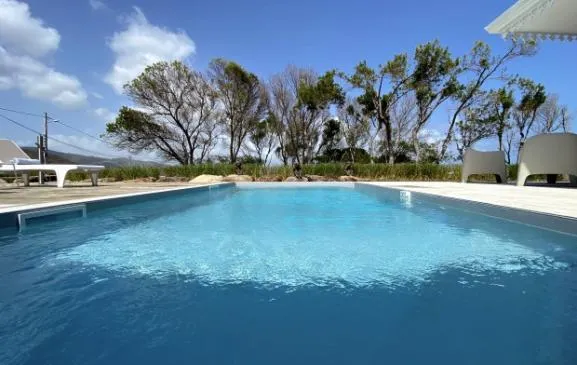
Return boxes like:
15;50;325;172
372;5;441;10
462;149;507;184
517;133;577;186
0;139;104;188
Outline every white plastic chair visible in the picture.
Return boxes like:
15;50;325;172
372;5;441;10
462;149;507;184
517;133;577;186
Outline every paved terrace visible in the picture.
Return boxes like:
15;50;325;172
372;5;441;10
364;182;577;219
1;181;577;219
0;182;200;210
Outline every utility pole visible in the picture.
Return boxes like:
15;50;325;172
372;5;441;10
39;112;49;184
44;112;48;164
37;135;44;184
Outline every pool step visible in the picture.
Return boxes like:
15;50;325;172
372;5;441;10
18;204;87;231
400;190;412;207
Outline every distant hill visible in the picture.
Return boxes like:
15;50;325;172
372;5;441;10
21;147;164;168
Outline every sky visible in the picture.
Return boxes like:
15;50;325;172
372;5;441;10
0;0;575;161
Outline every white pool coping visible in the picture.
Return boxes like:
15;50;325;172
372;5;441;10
235;182;355;189
360;182;577;220
2;181;577;235
0;183;227;215
2;181;575;218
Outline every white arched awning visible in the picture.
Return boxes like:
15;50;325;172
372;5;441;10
486;0;577;41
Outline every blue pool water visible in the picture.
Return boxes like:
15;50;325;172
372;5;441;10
1;185;576;364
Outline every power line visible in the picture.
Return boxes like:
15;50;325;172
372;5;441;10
0;107;110;144
0;112;117;159
47;135;118;158
48;117;108;144
0;106;44;118
0;112;42;135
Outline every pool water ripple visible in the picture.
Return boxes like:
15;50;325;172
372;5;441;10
1;186;576;365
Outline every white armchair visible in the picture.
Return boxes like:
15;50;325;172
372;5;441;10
517;133;577;186
462;149;507;184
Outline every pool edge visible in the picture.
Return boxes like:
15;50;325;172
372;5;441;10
0;183;234;230
356;182;577;237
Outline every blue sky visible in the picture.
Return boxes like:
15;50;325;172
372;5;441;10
0;0;575;160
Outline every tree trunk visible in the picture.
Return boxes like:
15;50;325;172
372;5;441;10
516;142;524;165
439;114;458;161
516;129;525;165
384;123;394;165
412;130;421;164
229;131;236;163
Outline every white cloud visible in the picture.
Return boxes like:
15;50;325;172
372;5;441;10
419;128;443;145
94;107;116;122
104;7;195;94
0;47;87;108
89;0;107;11
0;0;59;58
91;92;104;99
0;0;88;108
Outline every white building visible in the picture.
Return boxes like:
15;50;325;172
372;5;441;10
486;0;577;41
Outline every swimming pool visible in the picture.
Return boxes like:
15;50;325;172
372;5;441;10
1;184;576;364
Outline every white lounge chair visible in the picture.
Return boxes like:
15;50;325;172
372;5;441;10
517;133;577;187
0;139;105;188
462;149;507;184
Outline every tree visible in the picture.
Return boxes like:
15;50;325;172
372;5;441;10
209;59;267;163
454;93;498;160
387;139;440;163
339;100;370;164
410;40;461;163
104;61;220;164
536;94;572;133
511;78;547;161
383;93;416;163
267;69;295;166
345;55;411;164
503;128;516;164
248;116;277;165
489;87;515;151
268;66;344;165
318;119;342;155
438;39;536;160
197;119;219;163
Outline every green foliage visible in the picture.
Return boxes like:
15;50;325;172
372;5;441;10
60;163;535;184
79;163;460;182
209;58;267;163
497;87;515;110
104;107;166;153
411;40;460;115
297;70;345;111
319;119;341;153
454;94;500;159
379;141;440;164
106;60;221;165
490;86;515;150
250;120;268;146
101;38;548;169
315;148;371;164
516;78;546;115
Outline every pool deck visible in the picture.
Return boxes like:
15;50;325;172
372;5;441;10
0;182;207;212
1;181;577;219
363;182;577;219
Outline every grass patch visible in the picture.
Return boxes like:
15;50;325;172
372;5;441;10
3;163;545;184
62;163;467;182
3;163;533;183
